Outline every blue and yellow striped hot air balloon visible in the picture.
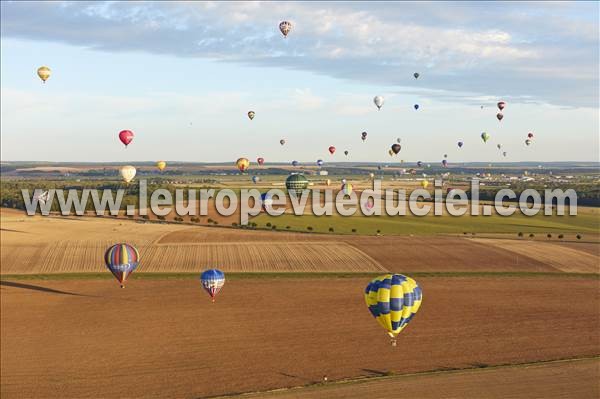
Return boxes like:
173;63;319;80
104;243;140;288
364;274;422;346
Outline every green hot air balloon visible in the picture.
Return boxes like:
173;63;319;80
481;132;490;143
285;174;309;196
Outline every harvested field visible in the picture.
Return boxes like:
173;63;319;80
472;238;600;274
1;277;598;398
3;209;599;274
243;358;600;399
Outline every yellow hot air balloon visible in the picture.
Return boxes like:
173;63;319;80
388;149;394;157
236;158;250;172
421;180;429;189
37;66;51;83
342;183;353;195
120;165;136;183
156;161;166;172
365;274;422;346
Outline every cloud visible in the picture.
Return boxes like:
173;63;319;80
1;1;598;107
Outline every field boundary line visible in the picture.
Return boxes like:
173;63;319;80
1;271;598;280
205;355;600;399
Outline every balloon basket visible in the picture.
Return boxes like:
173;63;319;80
390;338;397;347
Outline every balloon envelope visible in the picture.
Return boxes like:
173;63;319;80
481;132;490;143
328;146;336;155
458;141;464;148
119;130;134;147
280;139;286;146
156;161;166;171
257;157;265;166
373;96;384;110
414;104;419;110
37;66;51;83
279;21;292;37
104;243;140;287
247;111;255;120
317;159;324;167
365;274;422;345
391;144;401;154
286;174;309;195
200;269;225;302
236;158;250;172
413;72;420;79
120;165;136;183
497;101;506;111
496;112;504;121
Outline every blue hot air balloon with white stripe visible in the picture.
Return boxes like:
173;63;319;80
200;269;225;302
104;243;140;288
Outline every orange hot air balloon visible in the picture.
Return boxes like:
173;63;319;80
236;158;250;172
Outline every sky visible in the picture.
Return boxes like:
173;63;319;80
1;1;598;163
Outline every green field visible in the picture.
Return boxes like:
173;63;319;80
253;207;600;235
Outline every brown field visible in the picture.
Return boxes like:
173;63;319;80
2;208;598;275
243;358;600;399
1;277;598;398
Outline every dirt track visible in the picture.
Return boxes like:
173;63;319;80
242;358;600;399
2;277;598;398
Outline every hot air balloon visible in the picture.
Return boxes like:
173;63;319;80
325;179;331;186
525;139;532;146
252;175;260;184
421;180;429;189
369;172;375;180
528;132;534;139
292;160;299;167
260;192;273;208
328;146;336;155
279;21;292;38
156;161;166;172
341;178;347;185
317;159;324;167
342;183;353;195
503;151;507;157
280;139;286;146
200;269;225;302
37;66;51;83
413;72;420;79
257;157;265;166
374;96;384;110
236;158;250;172
417;161;423;167
481;132;490;143
442;159;448;167
286;174;309;195
414;104;419;110
443;154;448;159
365;274;422;346
119;130;134;148
497;144;502;150
361;131;368;142
388;149;394;157
397;138;401;144
120;165;136;183
496;112;504;121
497;101;506;111
377;165;382;170
104;243;140;288
458;141;464;148
391;144;401;155
344;150;349;156
247;111;255;120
